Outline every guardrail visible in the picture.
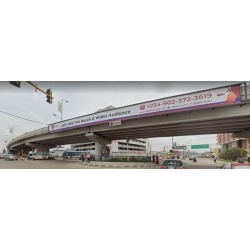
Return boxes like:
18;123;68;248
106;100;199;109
7;126;48;147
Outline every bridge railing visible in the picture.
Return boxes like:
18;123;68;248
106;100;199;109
7;126;48;147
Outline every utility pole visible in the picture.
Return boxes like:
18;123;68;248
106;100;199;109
6;135;9;153
126;137;130;162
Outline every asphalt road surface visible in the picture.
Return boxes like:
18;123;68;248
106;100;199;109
0;157;221;169
182;157;222;169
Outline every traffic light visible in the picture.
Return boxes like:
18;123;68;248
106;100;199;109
237;139;243;148
9;81;21;88
46;88;52;104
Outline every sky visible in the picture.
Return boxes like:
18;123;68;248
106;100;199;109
0;81;247;153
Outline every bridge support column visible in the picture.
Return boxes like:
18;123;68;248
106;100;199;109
85;132;111;160
95;142;103;161
221;144;228;153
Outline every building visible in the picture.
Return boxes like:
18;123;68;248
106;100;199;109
217;133;250;154
71;139;148;157
212;148;221;157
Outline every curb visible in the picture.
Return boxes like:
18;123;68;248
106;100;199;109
78;162;157;168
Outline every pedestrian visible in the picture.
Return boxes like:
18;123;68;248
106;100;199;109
63;155;66;161
152;154;155;163
82;153;85;163
237;157;244;163
87;153;90;163
156;154;159;165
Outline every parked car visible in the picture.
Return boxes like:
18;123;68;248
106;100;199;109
161;159;187;169
5;154;18;161
0;154;7;159
189;157;194;160
220;163;250;169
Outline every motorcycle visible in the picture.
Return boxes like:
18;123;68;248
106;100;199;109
193;158;197;163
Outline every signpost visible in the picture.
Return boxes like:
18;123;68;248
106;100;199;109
109;120;121;126
173;146;186;150
191;144;209;149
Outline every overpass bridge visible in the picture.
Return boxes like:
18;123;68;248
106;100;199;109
7;83;250;159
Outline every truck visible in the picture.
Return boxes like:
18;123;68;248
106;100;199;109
28;148;53;160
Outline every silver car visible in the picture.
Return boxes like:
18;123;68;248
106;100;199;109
5;154;18;161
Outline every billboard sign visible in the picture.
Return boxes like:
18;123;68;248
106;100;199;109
49;84;242;133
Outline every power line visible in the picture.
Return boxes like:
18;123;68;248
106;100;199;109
0;110;48;125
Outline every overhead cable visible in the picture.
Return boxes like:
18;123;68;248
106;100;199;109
0;110;48;125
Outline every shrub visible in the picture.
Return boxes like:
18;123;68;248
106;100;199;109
224;147;247;161
219;153;227;160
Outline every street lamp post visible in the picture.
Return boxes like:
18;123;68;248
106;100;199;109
12;125;19;140
6;135;9;153
61;99;69;121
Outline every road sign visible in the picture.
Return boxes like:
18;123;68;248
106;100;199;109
191;144;209;149
173;146;186;150
109;120;121;126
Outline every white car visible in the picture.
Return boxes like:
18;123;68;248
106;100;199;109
5;154;18;161
0;154;8;159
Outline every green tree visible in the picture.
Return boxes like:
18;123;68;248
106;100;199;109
3;149;6;154
224;147;247;161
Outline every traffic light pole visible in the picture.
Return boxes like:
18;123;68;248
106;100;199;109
26;81;54;100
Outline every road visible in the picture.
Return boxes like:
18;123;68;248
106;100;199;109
0;157;222;169
182;157;222;169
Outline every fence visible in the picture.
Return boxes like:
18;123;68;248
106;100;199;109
102;156;151;163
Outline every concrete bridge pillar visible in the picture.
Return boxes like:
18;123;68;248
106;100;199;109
95;142;103;161
85;132;111;160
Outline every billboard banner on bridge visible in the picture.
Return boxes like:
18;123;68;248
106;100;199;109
49;84;242;133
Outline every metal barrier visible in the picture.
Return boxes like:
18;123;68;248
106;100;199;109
102;156;151;163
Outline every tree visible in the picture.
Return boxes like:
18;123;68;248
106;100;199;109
3;149;6;154
224;147;247;161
